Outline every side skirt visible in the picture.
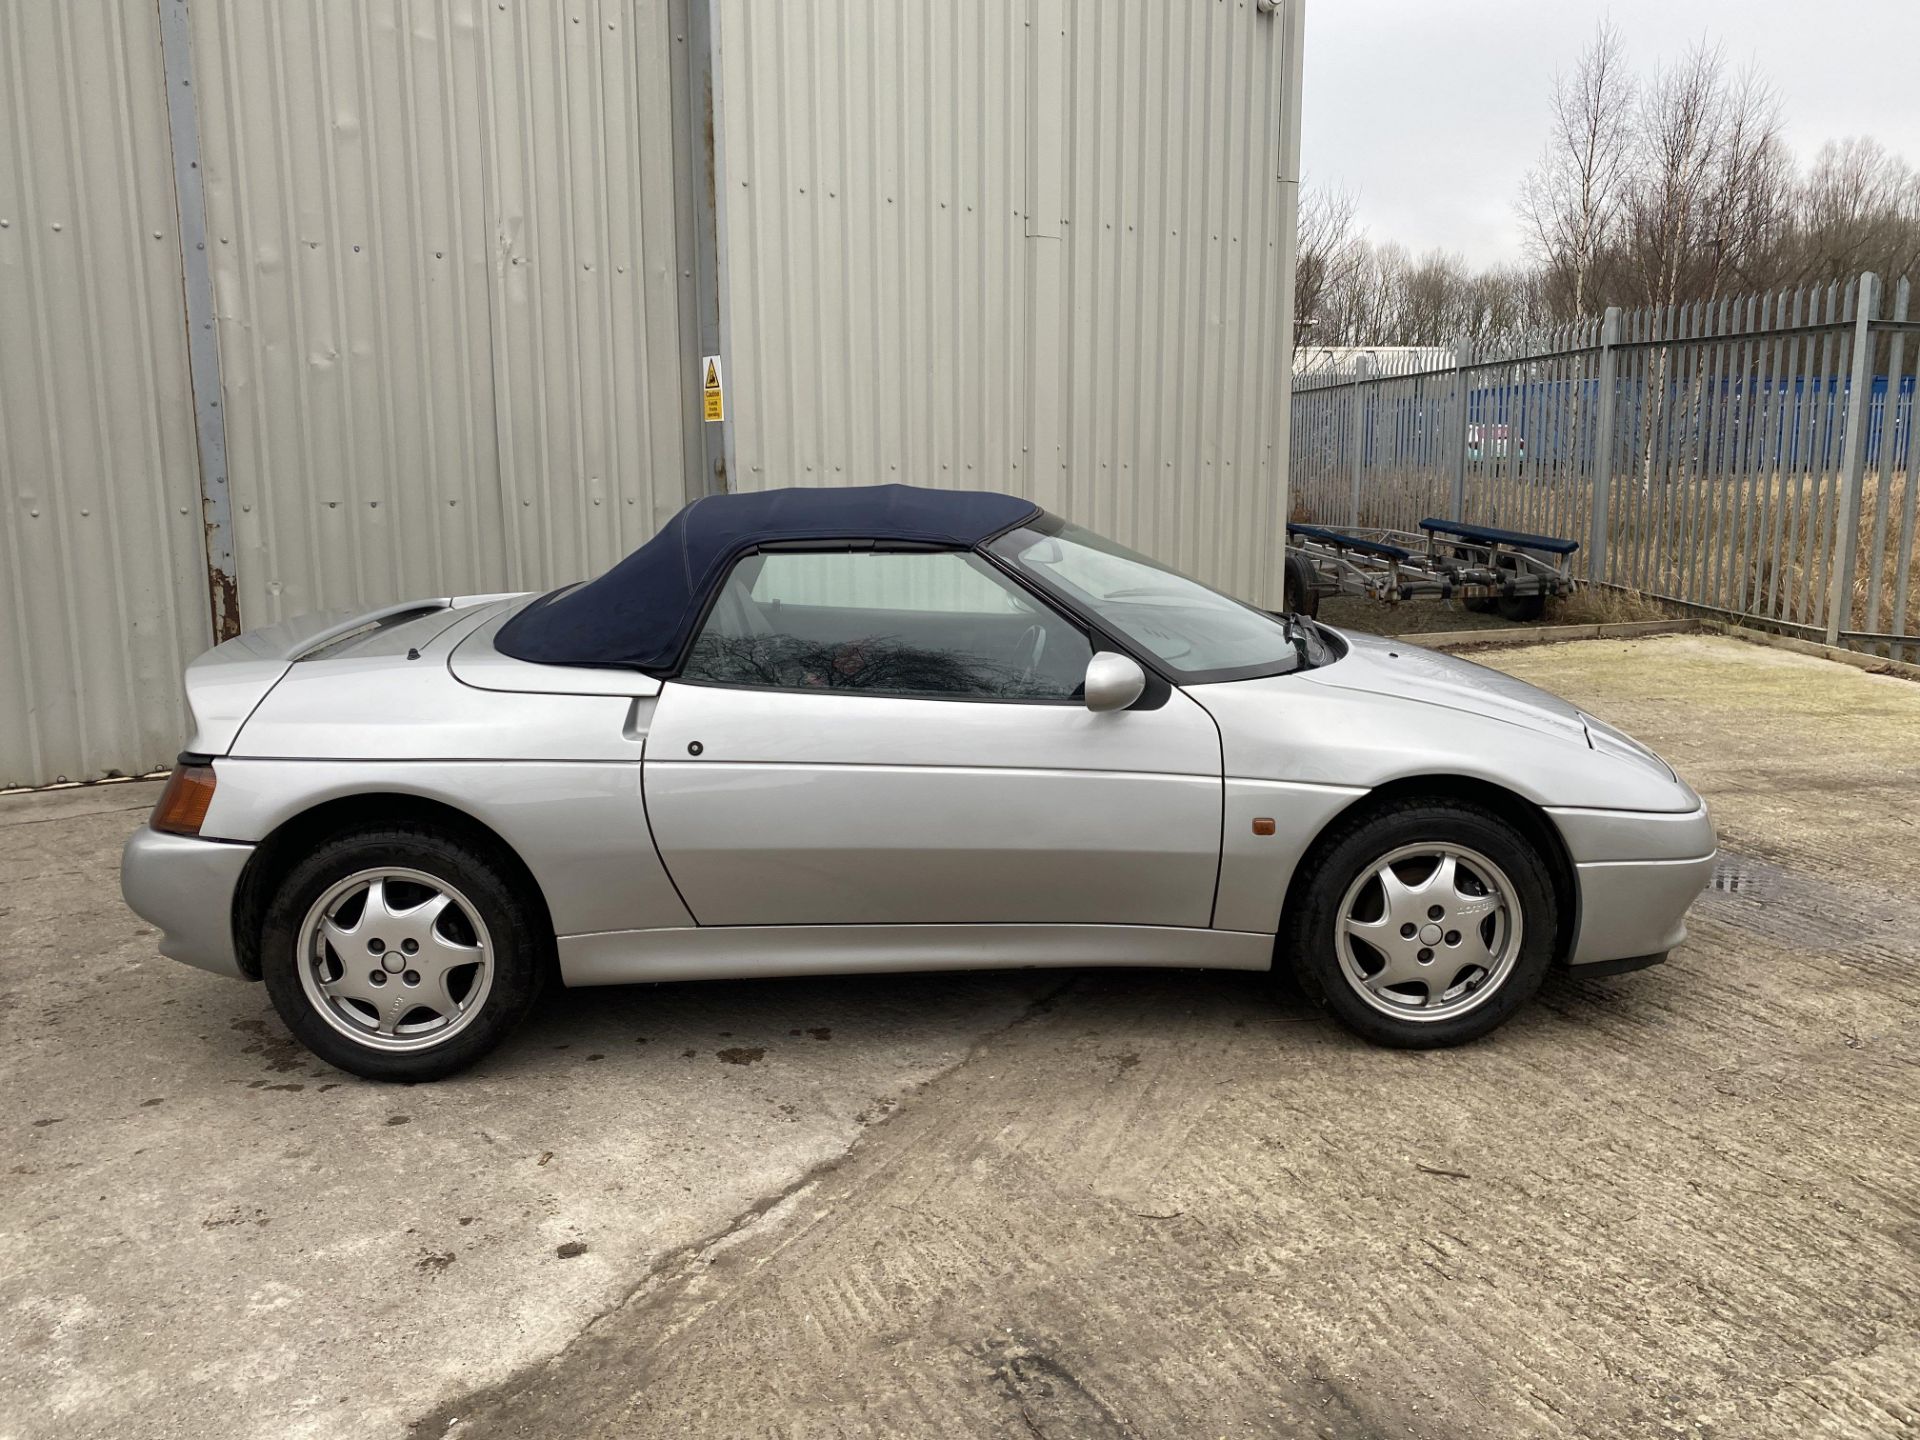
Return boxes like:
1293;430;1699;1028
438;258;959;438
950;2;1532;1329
557;923;1276;987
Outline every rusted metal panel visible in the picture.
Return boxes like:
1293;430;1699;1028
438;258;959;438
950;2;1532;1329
157;0;239;645
709;0;1306;606
0;0;213;787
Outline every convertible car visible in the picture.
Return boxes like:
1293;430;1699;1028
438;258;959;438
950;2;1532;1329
122;485;1714;1080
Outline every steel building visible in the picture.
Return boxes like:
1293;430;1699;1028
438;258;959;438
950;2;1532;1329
0;0;1305;789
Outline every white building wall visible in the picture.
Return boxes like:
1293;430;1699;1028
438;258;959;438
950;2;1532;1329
0;1;212;787
711;0;1304;603
188;0;694;627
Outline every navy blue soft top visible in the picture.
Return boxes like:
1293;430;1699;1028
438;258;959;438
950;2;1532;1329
494;484;1042;671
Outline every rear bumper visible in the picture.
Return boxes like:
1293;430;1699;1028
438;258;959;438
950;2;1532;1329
120;825;255;980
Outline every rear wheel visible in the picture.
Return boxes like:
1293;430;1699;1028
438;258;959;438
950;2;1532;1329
1281;799;1556;1048
259;826;546;1081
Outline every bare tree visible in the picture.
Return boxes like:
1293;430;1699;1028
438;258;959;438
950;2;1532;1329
1625;41;1719;311
1317;28;1920;361
1695;65;1792;296
1294;182;1365;353
1620;41;1786;311
1520;20;1634;319
1783;138;1920;284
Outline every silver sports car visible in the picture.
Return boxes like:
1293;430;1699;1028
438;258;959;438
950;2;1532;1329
122;485;1714;1080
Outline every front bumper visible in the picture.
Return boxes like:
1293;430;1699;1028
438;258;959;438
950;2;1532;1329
1547;802;1716;967
120;825;255;980
1567;853;1717;964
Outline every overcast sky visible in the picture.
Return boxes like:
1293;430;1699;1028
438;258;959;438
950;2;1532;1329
1300;0;1920;267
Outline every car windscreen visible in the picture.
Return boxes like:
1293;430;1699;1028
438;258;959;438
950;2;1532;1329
989;519;1319;683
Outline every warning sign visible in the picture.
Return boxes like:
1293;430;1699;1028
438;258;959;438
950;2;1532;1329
702;355;724;422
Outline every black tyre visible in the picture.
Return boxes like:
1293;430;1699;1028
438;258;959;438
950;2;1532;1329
259;825;548;1081
1283;552;1320;619
1496;591;1546;622
1280;798;1557;1048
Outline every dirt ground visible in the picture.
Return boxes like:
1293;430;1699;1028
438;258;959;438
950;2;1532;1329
3;632;1917;1440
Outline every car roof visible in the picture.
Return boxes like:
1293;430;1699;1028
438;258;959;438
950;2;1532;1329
494;483;1041;672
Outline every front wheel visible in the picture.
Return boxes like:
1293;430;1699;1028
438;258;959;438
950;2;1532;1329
1281;799;1557;1048
259;826;547;1081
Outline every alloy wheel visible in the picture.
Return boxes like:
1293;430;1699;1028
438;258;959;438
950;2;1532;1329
1334;842;1523;1023
295;867;495;1053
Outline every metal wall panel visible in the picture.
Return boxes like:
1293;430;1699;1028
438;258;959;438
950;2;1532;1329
711;0;1303;604
0;0;212;787
189;0;691;626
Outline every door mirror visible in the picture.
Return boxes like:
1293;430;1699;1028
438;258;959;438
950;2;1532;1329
1084;651;1147;712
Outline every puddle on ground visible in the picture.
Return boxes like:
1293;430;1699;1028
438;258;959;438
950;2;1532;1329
1696;850;1913;959
1708;857;1782;899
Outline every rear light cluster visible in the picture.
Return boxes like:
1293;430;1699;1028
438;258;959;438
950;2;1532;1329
152;760;217;836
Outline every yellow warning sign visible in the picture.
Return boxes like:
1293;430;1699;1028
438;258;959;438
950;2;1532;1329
702;355;724;422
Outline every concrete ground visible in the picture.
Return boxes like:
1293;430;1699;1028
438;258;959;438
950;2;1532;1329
3;632;1918;1440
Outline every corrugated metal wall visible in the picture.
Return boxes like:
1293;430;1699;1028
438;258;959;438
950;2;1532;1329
1;0;1301;788
0;1;212;787
711;0;1302;604
188;0;693;626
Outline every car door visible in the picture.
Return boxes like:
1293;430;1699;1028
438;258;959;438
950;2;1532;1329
641;546;1223;928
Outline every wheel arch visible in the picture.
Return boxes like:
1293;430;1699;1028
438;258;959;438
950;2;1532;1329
231;793;558;981
1278;773;1579;969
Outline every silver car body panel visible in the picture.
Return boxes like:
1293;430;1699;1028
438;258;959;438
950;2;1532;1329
1213;778;1370;934
200;759;692;937
450;608;664;698
1304;630;1591;745
121;826;254;978
137;586;1715;988
1568;855;1717;962
231;605;644;764
1186;632;1699;815
641;680;1224;927
559;923;1275;986
1546;803;1714;865
181;595;524;754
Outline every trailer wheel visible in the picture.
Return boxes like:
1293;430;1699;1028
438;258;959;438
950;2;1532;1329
1496;592;1546;623
1283;552;1320;619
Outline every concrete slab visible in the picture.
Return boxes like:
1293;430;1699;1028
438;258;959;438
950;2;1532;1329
4;633;1917;1439
0;788;1051;1438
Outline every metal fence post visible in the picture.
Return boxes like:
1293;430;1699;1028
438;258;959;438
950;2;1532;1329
1589;307;1622;583
1449;340;1469;521
1827;271;1880;645
1349;355;1370;526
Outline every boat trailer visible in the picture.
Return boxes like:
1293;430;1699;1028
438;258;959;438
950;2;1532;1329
1283;517;1580;623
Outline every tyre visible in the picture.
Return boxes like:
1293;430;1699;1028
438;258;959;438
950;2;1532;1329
1496;591;1546;623
1283;552;1320;619
259;825;547;1081
1280;798;1557;1048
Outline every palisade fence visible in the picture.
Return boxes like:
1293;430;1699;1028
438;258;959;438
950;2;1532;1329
1290;271;1920;658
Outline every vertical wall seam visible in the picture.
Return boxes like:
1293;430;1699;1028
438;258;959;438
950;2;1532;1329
159;0;238;640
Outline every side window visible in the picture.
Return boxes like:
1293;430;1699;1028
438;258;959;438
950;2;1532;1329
681;550;1093;701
